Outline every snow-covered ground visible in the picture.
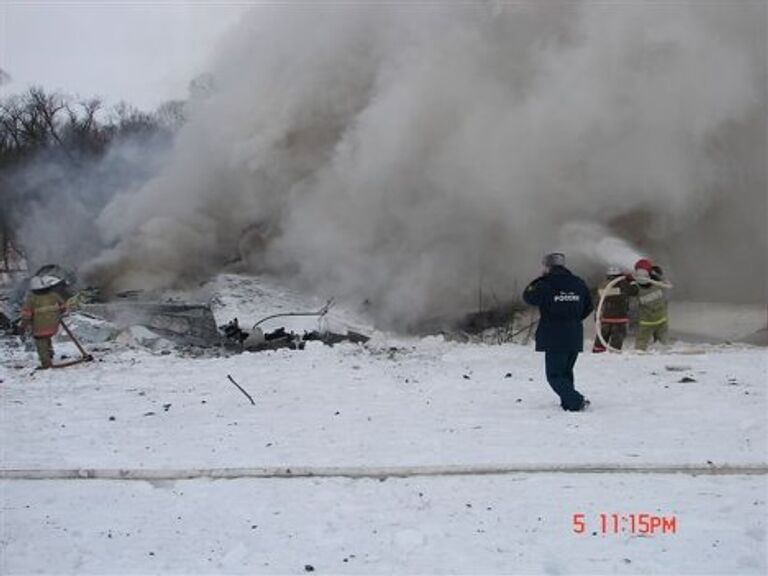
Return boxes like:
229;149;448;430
2;474;764;574
1;275;766;574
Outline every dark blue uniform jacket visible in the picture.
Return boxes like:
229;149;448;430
522;266;594;352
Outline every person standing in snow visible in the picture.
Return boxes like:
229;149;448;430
19;275;68;369
523;252;593;412
633;259;670;350
592;266;637;352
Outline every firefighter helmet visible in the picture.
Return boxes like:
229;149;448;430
29;275;63;292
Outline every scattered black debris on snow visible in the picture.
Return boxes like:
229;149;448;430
219;317;369;353
665;365;692;372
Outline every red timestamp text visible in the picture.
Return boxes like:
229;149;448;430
572;513;677;535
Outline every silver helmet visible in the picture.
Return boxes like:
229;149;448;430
29;275;63;291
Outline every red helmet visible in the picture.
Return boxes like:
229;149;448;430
634;258;653;272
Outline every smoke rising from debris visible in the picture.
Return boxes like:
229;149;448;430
0;91;177;277
84;2;767;327
11;137;172;271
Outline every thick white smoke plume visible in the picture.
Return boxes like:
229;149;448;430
558;222;644;271
85;2;767;328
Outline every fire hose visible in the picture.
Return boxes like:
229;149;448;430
252;298;335;330
595;275;673;353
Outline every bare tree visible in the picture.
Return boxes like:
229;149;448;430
27;87;67;147
0;86;186;265
155;99;186;131
63;97;109;155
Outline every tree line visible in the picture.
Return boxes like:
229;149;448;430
0;86;185;271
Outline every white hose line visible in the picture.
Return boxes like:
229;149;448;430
1;463;765;481
595;275;673;353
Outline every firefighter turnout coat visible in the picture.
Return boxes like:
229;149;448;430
636;282;668;328
20;291;66;337
598;276;638;323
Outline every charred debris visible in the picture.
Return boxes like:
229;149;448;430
2;264;536;357
218;297;370;352
1;265;372;355
219;318;369;352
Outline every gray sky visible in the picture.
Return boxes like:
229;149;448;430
0;1;249;110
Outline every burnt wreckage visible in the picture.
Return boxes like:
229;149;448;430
2;265;221;348
219;299;370;352
1;265;369;354
3;264;534;355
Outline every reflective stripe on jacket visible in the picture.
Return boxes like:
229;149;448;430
639;316;667;327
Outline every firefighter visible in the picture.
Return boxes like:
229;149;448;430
593;266;637;352
633;259;669;350
523;252;593;411
19;275;67;369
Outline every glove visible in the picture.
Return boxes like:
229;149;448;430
13;318;26;334
14;319;28;341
